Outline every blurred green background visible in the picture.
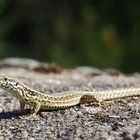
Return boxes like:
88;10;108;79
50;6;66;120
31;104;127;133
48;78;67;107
0;0;140;73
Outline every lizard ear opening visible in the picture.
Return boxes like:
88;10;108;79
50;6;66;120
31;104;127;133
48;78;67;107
16;82;18;86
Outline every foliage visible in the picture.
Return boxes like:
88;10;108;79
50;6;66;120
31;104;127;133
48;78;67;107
0;0;140;73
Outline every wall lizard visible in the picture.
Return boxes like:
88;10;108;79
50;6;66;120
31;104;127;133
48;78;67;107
0;76;140;119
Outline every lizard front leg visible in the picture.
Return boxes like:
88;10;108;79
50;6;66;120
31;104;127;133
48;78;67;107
20;102;41;120
19;100;26;113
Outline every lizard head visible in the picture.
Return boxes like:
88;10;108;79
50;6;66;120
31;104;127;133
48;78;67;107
0;76;24;98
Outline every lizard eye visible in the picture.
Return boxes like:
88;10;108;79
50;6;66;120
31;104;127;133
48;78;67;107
4;78;7;81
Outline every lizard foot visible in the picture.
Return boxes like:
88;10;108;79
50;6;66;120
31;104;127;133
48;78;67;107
19;114;40;120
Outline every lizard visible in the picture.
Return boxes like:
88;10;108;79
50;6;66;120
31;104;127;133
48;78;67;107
0;76;140;119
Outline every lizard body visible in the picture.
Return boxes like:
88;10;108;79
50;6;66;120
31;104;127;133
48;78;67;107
0;76;140;119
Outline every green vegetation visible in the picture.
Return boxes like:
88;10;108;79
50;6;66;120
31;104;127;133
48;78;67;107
0;0;140;73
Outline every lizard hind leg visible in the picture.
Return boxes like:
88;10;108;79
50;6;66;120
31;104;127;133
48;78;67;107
80;95;99;104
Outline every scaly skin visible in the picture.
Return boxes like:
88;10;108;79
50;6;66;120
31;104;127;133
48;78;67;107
0;76;140;119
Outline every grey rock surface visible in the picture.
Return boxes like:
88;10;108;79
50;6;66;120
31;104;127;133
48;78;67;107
0;60;140;140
